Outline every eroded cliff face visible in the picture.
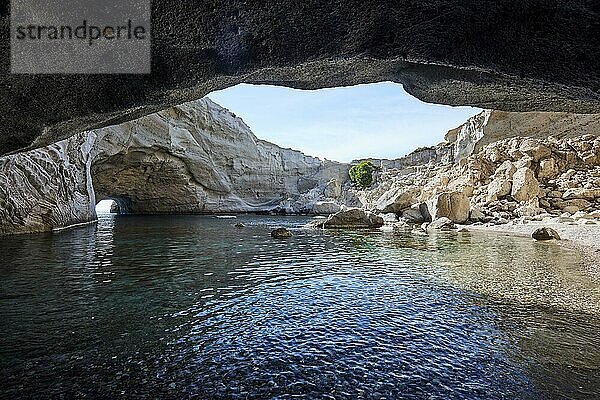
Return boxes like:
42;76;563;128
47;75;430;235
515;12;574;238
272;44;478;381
446;111;600;162
0;99;348;235
0;133;96;234
3;101;600;235
347;113;600;226
91;99;347;213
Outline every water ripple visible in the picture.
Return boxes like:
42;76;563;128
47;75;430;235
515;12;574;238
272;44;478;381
1;215;599;399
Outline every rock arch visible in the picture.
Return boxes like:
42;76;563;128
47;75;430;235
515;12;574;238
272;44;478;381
2;1;600;155
0;98;349;234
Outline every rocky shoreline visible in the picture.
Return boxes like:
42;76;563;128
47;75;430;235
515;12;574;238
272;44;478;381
304;111;600;271
1;100;599;251
464;221;600;277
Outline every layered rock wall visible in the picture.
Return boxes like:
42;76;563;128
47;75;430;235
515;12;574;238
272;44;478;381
446;111;600;162
0;99;348;235
0;133;96;235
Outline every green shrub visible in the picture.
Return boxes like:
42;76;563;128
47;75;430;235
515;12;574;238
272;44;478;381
349;160;374;189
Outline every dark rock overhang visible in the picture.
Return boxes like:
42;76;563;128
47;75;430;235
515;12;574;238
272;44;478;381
2;0;600;155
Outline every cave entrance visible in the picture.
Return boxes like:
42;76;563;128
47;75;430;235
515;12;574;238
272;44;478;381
95;199;119;215
95;198;133;215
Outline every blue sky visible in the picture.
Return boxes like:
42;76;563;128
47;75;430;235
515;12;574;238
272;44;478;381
208;82;481;163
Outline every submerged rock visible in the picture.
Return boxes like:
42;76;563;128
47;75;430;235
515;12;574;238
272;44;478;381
427;217;456;232
532;227;561;241
271;228;293;239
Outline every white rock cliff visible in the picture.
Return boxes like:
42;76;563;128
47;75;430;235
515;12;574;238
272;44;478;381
0;99;348;235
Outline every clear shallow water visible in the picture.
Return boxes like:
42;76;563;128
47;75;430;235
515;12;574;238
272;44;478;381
1;214;600;399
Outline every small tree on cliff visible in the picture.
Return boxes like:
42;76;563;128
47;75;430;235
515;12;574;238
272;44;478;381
349;160;375;189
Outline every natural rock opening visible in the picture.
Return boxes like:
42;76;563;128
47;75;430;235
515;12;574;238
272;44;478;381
2;1;600;155
95;198;131;215
95;200;117;215
0;98;349;234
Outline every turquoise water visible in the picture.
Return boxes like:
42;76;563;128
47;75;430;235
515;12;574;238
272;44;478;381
1;214;599;399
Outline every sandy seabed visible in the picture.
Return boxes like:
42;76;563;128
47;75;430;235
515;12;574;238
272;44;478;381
465;221;600;277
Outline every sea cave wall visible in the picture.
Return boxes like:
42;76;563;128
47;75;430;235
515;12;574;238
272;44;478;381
0;99;348;235
2;0;600;155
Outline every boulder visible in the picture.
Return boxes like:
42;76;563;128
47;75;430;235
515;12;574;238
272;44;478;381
563;206;581;214
323;179;342;198
419;202;432;222
447;175;474;197
587;210;600;219
427;217;456;232
312;201;341;215
519;139;551;161
309;208;384;229
538;158;559;180
401;206;425;224
469;206;486;222
425;191;470;223
514;199;544;217
515;155;534;169
562;188;600;200
560;199;592;212
511;167;540;202
375;186;420;213
271;228;293;239
486;177;512;201
532;227;561;241
494;160;517;179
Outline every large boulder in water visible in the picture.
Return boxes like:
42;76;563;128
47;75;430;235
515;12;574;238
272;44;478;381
532;227;561;241
308;208;384;229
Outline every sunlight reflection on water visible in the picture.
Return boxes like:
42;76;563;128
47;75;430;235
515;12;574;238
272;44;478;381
1;215;599;399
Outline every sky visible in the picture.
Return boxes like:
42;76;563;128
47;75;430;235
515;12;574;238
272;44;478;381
208;82;482;163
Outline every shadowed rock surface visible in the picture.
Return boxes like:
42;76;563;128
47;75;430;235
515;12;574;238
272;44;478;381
532;227;561;241
2;1;600;155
